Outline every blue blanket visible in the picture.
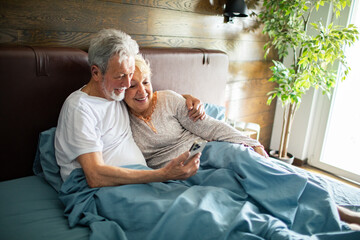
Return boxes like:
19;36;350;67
59;142;360;240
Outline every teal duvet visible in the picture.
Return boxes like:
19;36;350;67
59;142;360;240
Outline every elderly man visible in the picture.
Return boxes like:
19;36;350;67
55;29;203;188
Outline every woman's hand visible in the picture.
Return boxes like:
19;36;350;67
182;94;206;122
253;146;269;158
161;151;200;180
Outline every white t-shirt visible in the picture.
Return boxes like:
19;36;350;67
55;89;146;181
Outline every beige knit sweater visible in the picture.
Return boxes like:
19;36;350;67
129;90;261;169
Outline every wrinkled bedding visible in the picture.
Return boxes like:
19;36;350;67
59;142;360;240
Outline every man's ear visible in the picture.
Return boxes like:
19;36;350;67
91;65;102;81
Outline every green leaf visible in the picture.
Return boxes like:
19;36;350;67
260;0;359;120
336;10;340;18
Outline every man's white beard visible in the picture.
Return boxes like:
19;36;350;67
110;90;125;101
101;78;126;101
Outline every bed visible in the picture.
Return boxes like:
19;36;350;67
0;46;359;240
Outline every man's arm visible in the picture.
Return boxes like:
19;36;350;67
182;94;205;121
77;151;200;188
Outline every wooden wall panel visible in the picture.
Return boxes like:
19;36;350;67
228;61;273;81
0;0;148;33
0;0;277;150
226;96;275;118
103;0;225;14
0;1;268;41
226;79;276;100
104;0;263;16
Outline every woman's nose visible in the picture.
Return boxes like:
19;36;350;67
137;83;146;94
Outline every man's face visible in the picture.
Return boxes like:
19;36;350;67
100;55;135;101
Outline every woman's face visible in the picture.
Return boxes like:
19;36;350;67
124;66;153;115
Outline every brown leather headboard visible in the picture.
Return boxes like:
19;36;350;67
0;46;228;181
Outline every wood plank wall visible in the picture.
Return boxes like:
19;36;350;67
0;0;277;150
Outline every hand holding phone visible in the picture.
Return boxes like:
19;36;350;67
184;141;207;165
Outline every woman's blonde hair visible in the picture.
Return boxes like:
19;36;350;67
135;54;151;78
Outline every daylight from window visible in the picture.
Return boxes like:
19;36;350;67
321;4;360;177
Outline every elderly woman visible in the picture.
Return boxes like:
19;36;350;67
124;55;268;169
124;54;360;234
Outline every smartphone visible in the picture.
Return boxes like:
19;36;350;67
184;141;207;165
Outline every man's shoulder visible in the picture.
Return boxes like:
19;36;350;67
60;90;105;122
64;89;106;109
64;89;86;104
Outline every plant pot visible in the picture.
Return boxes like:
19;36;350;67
269;150;295;165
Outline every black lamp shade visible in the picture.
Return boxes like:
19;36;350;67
224;0;248;18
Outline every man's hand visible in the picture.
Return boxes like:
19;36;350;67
161;151;200;180
182;94;206;122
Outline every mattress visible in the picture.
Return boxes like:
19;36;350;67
0;176;90;240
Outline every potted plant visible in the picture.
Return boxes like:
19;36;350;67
258;0;358;162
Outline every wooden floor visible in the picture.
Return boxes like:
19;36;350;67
298;164;360;188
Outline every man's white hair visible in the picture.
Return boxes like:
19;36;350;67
88;29;139;74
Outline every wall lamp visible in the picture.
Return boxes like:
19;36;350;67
224;0;248;23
